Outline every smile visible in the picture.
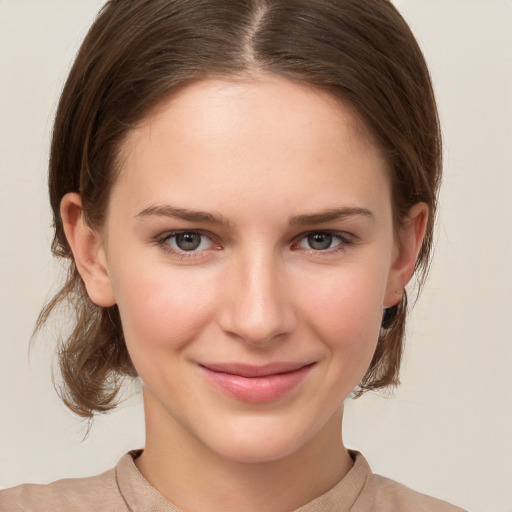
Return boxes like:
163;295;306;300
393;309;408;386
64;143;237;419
199;362;315;403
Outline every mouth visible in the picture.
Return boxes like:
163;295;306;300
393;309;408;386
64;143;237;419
198;362;315;403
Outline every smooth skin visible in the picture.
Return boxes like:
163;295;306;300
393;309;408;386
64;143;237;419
61;76;427;512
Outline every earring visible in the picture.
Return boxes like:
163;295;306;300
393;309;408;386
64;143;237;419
381;306;394;329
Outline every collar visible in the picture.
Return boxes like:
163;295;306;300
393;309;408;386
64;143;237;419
116;449;372;512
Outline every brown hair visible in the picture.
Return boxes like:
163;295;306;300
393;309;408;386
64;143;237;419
38;0;442;417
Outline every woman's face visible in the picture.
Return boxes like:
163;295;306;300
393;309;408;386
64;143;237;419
91;77;414;463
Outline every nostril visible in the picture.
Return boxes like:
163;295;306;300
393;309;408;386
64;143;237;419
217;257;296;345
218;297;295;346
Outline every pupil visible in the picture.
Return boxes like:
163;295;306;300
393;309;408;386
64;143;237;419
176;232;201;251
308;233;332;250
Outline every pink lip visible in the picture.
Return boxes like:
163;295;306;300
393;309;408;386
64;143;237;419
199;362;315;403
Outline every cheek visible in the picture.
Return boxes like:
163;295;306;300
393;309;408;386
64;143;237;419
111;264;217;359
296;263;388;355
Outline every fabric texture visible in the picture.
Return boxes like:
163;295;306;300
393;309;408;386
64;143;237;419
0;451;467;511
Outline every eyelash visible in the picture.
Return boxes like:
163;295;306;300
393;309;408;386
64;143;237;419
155;230;217;259
291;231;353;254
154;230;354;259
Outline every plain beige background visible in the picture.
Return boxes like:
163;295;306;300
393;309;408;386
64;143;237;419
0;1;511;511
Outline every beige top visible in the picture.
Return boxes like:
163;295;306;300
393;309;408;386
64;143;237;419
0;451;466;512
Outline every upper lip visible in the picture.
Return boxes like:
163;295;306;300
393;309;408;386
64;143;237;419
199;362;314;378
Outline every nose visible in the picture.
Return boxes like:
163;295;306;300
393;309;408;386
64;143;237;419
217;250;296;347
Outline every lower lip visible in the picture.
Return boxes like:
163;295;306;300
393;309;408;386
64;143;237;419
200;364;314;404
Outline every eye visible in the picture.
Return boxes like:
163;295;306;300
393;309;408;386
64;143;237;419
160;231;214;253
295;232;348;251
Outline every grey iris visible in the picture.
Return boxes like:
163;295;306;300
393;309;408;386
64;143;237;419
176;232;202;251
308;233;333;250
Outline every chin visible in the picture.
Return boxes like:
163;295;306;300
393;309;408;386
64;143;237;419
214;436;305;464
200;415;324;465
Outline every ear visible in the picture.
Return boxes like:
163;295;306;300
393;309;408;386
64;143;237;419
384;202;429;308
60;193;116;307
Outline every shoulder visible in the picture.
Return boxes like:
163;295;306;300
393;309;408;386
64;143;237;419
0;466;127;512
360;472;467;512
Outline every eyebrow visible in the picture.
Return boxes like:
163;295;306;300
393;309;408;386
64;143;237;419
288;207;374;226
136;204;373;226
136;205;231;226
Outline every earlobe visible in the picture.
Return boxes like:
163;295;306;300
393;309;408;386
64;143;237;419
60;193;116;307
384;202;429;308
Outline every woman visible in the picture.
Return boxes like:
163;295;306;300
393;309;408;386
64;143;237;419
0;0;466;510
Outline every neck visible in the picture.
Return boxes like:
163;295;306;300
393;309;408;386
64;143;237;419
136;391;353;512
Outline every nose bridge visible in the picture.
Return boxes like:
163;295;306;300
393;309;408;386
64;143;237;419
219;246;294;345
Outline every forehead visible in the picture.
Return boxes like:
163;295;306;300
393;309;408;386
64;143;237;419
125;75;379;161
112;76;390;221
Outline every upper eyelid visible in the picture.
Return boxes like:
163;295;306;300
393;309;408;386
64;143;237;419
157;228;351;239
291;230;355;253
155;230;215;259
155;230;215;249
293;229;354;242
158;229;214;242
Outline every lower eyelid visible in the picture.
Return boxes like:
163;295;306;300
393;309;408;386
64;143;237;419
156;231;215;254
155;230;353;257
293;232;352;249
